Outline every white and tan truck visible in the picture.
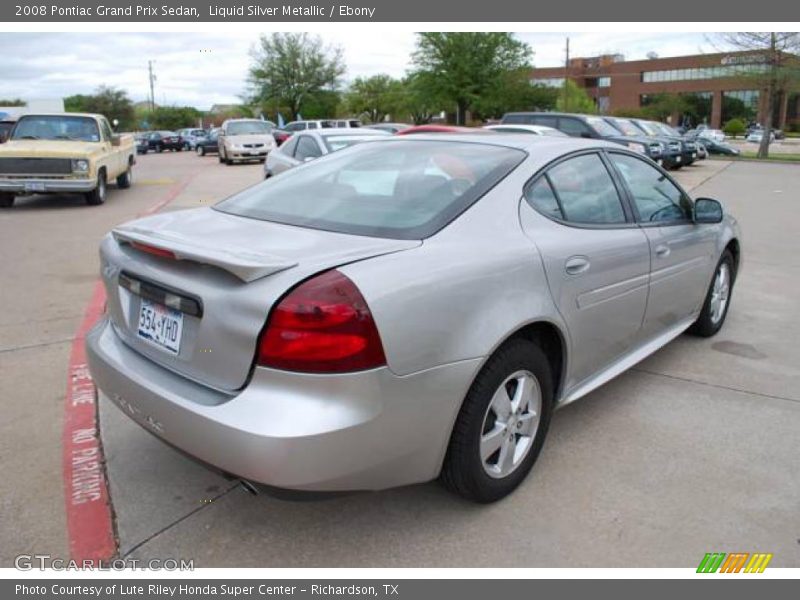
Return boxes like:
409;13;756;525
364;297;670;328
0;112;135;207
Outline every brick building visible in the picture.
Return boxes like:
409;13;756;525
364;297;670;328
530;50;799;130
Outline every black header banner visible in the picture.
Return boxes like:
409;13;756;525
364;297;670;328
2;0;799;22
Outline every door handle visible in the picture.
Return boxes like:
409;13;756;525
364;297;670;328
655;244;671;258
565;256;590;275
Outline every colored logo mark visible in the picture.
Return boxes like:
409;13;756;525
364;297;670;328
697;552;772;573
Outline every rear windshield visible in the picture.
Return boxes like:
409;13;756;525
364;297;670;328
11;115;100;142
215;140;525;240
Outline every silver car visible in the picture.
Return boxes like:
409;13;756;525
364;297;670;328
265;128;390;177
87;135;741;502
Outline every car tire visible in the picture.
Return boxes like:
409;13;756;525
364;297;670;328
85;171;107;206
688;249;736;338
155;144;163;153
441;338;554;503
116;162;133;189
0;193;15;208
197;146;205;156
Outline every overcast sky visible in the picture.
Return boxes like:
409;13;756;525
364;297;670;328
0;32;719;110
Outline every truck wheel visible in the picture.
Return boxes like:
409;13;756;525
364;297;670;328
0;193;15;208
85;171;107;206
116;163;133;189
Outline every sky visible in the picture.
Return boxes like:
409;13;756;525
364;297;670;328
0;32;721;110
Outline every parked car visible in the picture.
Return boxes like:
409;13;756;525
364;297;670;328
746;123;784;140
272;129;293;146
177;128;208;150
697;129;726;143
0;112;135;207
746;129;775;144
602;116;677;168
684;134;741;156
145;131;184;153
283;120;337;132
367;123;412;134
86;134;741;502
397;125;488;135
195;130;219;156
135;134;149;155
218;119;276;165
265;128;390;177
641;120;699;167
502;112;665;166
483;124;568;137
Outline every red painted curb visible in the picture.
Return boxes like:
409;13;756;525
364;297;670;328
62;175;194;563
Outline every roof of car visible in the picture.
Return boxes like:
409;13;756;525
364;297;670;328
374;132;623;154
307;128;391;138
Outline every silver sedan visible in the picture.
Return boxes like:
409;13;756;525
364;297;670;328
87;135;741;502
264;128;390;177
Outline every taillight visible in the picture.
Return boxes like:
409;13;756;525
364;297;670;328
130;241;176;259
257;270;386;373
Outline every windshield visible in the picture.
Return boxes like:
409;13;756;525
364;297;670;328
11;115;101;142
634;120;661;136
584;117;620;137
226;121;273;135
215;140;525;240
323;134;385;152
656;123;680;136
607;118;641;137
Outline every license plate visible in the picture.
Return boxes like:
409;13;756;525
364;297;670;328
24;182;46;193
137;299;183;354
675;156;681;163
657;159;663;166
692;153;697;159
249;150;261;155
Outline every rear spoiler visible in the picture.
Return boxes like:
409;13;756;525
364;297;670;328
112;225;298;283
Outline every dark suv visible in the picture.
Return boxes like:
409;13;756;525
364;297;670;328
502;112;664;165
602;116;682;170
628;119;697;168
145;131;184;153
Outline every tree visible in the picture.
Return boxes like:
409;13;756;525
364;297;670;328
639;93;689;123
555;80;597;114
723;118;747;139
344;75;404;123
396;74;443;125
0;98;25;106
473;69;558;119
716;33;800;158
248;32;345;120
148;106;202;131
64;86;135;130
411;33;532;125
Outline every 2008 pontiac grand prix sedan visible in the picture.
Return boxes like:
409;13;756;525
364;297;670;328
86;134;741;502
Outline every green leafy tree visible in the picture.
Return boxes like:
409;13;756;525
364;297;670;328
473;69;558;119
716;33;800;158
0;98;25;106
248;32;346;120
344;75;404;123
555;79;598;114
411;33;532;125
64;86;135;129
148;106;202;131
395;74;444;125
723;118;747;138
639;93;689;122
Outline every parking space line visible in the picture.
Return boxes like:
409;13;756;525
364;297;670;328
61;175;196;564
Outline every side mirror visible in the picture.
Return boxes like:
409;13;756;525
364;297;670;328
111;134;121;147
694;197;723;224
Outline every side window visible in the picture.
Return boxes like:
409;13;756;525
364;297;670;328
524;177;562;220
558;118;591;137
531;115;557;129
610;153;692;222
294;136;322;160
307;122;318;130
546;154;626;224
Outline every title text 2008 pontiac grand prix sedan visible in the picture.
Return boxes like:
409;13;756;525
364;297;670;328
87;134;741;502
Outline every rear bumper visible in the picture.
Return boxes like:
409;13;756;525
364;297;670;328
0;177;95;194
86;318;479;491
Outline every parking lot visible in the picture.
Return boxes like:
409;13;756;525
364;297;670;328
1;151;798;568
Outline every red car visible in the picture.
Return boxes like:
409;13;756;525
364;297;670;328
272;129;293;146
396;125;490;135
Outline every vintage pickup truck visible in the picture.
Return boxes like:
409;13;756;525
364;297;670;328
0;112;135;207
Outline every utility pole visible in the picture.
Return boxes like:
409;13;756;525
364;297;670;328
148;60;156;112
563;37;570;112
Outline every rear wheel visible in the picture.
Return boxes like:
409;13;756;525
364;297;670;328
85;171;107;206
116;162;133;189
688;250;735;337
0;193;15;208
441;338;553;503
